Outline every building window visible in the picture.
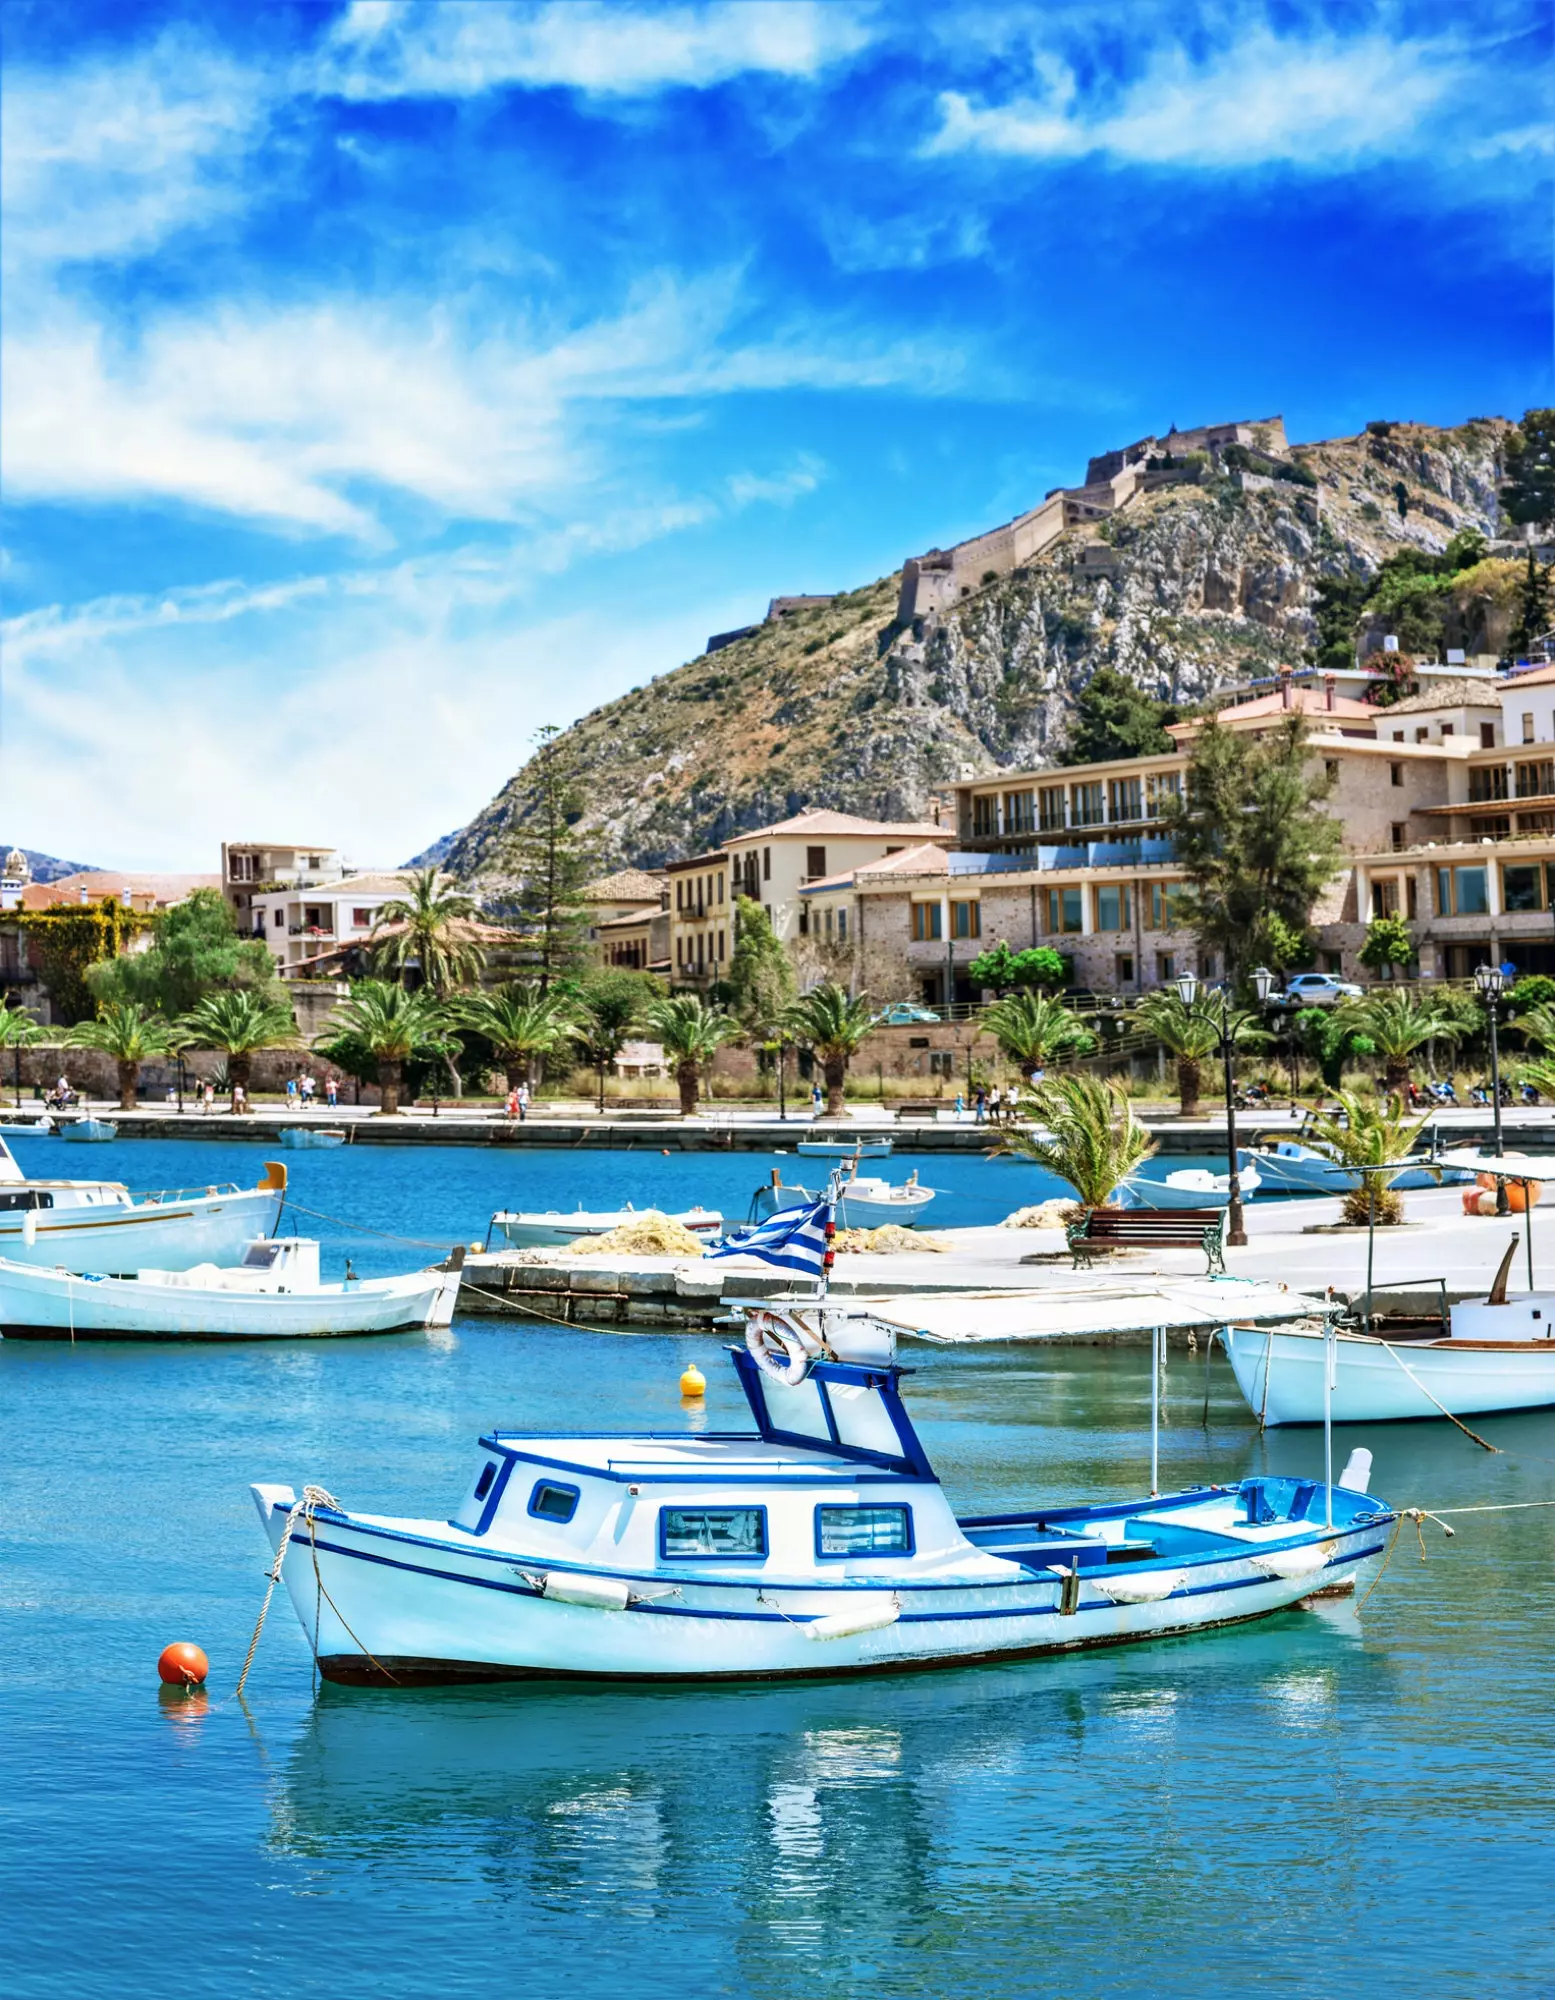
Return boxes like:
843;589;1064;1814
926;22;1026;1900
1502;863;1552;914
1115;953;1136;984
928;1050;954;1076
807;846;826;879
1390;823;1406;851
1148;881;1184;929
1392;731;1404;744
1198;951;1217;979
1436;864;1489;916
1038;785;1066;832
951;900;981;940
1003;789;1035;835
1469;765;1509;802
1371;879;1400;918
1322;952;1343;975
837;909;847;942
1070;781;1105;827
1407;876;1418;918
1470;815;1511;837
1325;758;1339;781
763;848;771;880
1484;722;1500;747
1390;761;1404;786
1441;724;1454;737
1516;760;1555;799
1415;728;1428;743
1046;887;1083;934
1109;777;1142;822
1156;952;1176;983
717;876;724;903
1523;714;1535;745
272;910;282;927
1093;883;1132;931
972;795;996;837
911;902;942;942
1147;771;1182;812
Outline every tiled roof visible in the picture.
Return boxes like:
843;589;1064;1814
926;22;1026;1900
801;843;950;891
728;807;946;842
1203;688;1378;723
1501;663;1555;690
1383;678;1502;714
596;907;656;931
581;869;667;902
18;871;219;910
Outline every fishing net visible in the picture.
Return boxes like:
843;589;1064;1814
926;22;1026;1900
561;1212;709;1257
832;1225;946;1254
1000;1199;1082;1229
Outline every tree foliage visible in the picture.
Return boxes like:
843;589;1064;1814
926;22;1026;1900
567;967;656;1109
1337;990;1459;1091
314;981;454;1114
1502;408;1555;532
370;869;486;994
1058;667;1177;766
503;725;594;988
85;888;276;1019
15;902;154;1025
1131;990;1265;1116
981;991;1094;1069
1509;550;1553;657
784;982;875;1115
63;1001;173;1109
967;942;1070;993
1358;913;1417;974
1304;1089;1429;1226
725;896;796;1034
1161;717;1345;984
643;993;738;1115
456;981;575;1088
996;1074;1157;1207
176;990;301;1102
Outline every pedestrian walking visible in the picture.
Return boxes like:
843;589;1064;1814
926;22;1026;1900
811;1081;824;1115
989;1084;1002;1124
202;1081;214;1114
974;1085;986;1124
517;1082;530;1121
506;1087;520;1120
285;1077;298;1110
325;1075;338;1110
300;1074;316;1107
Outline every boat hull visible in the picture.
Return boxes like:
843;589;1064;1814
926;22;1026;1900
253;1488;1388;1686
763;1186;935;1230
1222;1323;1555;1424
491;1209;722;1249
279;1128;347;1149
0;1260;457;1340
0;1186;285;1274
1245;1146;1469;1197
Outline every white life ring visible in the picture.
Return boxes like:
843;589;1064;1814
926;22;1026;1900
744;1309;819;1386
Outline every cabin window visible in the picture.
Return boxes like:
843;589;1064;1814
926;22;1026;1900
473;1462;498;1502
528;1480;580;1524
660;1507;767;1558
0;1189;52;1210
816;1505;914;1557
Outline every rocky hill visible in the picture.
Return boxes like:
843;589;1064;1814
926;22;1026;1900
445;415;1516;881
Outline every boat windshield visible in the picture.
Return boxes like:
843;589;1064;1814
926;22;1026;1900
732;1352;935;1478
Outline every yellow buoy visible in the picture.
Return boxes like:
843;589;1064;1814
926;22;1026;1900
680;1363;706;1399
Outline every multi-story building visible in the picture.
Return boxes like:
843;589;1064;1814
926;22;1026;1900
245;871;410;978
796;667;1549;1003
724;809;947;945
666;852;731;986
221;842;347;935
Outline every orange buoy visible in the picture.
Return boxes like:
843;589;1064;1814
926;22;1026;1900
157;1641;209;1687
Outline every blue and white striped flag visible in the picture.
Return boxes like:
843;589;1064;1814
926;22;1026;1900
710;1199;831;1279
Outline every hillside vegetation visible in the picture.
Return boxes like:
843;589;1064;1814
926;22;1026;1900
446;416;1515;881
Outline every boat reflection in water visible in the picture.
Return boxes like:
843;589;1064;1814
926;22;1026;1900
265;1603;1371;1983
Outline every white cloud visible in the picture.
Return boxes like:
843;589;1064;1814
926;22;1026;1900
929;28;1472;169
0;34;271;267
315;0;871;100
1;281;958;539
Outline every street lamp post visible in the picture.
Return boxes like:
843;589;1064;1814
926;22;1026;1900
1176;964;1275;1249
1474;961;1509;1213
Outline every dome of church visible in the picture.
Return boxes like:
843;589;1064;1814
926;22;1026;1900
3;848;30;883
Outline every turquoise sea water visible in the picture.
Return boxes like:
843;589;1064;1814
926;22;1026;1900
3;1134;1554;1997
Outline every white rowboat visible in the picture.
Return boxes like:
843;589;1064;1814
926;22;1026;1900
490;1205;724;1250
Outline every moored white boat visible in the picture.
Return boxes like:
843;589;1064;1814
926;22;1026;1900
489;1205;724;1250
1224;1293;1555;1425
0;1134;288;1274
250;1303;1393;1686
796;1140;893;1159
755;1172;935;1229
279;1127;348;1150
1242;1139;1469;1197
1122;1164;1262;1211
0;1238;463;1340
62;1117;115;1142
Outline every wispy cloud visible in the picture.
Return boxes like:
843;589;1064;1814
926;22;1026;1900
314;0;872;101
928;25;1519;170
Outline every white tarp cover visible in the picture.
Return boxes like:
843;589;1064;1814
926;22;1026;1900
850;1278;1329;1345
1435;1149;1550;1179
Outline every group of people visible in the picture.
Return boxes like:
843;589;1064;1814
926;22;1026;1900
956;1081;1029;1125
504;1082;532;1120
283;1073;338;1111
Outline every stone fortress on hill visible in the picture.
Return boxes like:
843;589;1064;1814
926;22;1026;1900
894;414;1292;626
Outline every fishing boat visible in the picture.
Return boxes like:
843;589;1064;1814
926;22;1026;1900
0;1134;288;1275
248;1298;1392;1686
1122;1164;1263;1211
0;1238;463;1341
1222;1238;1555;1425
279;1127;348;1150
1241;1139;1470;1197
488;1205;724;1251
61;1117;115;1142
796;1140;894;1159
753;1170;935;1230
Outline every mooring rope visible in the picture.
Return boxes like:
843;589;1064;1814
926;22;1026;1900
276;1197;455;1251
235;1484;339;1699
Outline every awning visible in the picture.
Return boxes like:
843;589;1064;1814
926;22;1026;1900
848;1277;1330;1345
1435;1149;1551;1178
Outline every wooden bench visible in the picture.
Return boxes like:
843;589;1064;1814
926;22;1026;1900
1066;1206;1228;1276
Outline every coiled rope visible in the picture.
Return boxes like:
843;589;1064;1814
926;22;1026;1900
234;1483;399;1696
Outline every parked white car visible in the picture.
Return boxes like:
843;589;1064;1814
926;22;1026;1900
1272;972;1364;1009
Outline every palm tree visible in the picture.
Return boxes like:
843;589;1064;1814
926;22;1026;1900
175;991;301;1108
1131;991;1263;1117
645;994;738;1116
1304;1088;1429;1227
318;980;452;1115
1337;990;1458;1093
63;1002;172;1109
996;1073;1157;1208
570;976;645;1114
981;991;1095;1073
1517;1002;1555;1055
369;869;486;994
0;1006;42;1106
456;982;575;1091
785;983;876;1116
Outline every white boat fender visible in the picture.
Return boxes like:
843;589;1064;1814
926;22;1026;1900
804;1597;900;1642
1251;1541;1336;1581
745;1308;820;1386
1340;1448;1373;1493
539;1572;632;1612
22;1209;36;1247
1093;1567;1186;1605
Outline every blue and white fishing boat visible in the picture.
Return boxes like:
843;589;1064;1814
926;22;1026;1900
753;1169;934;1230
1121;1163;1263;1211
0;1133;288;1274
279;1126;348;1150
250;1194;1393;1686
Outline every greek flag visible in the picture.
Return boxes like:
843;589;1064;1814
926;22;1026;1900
711;1200;831;1279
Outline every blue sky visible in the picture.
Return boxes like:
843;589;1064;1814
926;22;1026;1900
2;0;1550;869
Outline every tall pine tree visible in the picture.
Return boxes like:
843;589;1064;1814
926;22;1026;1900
502;726;594;989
